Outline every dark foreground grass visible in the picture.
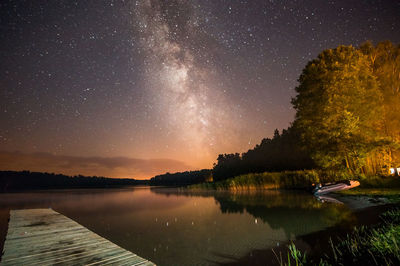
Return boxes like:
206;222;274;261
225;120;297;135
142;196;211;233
279;208;400;266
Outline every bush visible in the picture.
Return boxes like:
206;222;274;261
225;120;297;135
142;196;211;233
358;175;400;188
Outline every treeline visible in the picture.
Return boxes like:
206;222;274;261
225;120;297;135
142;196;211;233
213;127;315;181
150;169;212;186
155;126;315;185
0;171;147;192
212;41;400;182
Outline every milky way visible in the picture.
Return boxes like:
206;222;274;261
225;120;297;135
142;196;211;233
0;0;399;178
133;1;240;167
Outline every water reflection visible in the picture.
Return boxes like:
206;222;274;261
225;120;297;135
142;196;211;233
0;187;354;265
152;189;354;239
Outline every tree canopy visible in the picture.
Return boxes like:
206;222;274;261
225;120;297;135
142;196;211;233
292;42;400;174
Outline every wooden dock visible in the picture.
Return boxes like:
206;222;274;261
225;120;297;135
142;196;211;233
0;209;155;265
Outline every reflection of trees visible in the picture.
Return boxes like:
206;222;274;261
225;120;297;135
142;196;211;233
214;192;354;238
0;188;186;216
151;189;355;238
150;187;218;197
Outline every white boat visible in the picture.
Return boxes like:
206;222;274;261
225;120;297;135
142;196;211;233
313;180;360;195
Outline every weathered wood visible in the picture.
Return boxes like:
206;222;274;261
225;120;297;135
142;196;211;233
0;209;155;266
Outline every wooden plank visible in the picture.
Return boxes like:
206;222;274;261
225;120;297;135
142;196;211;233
0;209;155;266
1;234;101;260
2;239;111;264
28;245;126;265
7;226;85;240
4;229;94;250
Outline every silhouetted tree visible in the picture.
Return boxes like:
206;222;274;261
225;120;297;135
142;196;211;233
212;127;314;181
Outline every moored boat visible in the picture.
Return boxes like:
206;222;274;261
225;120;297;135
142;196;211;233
313;180;360;195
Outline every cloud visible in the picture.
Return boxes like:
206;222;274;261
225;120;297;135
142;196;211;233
0;151;192;179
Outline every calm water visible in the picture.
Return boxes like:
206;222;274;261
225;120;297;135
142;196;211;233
0;187;354;265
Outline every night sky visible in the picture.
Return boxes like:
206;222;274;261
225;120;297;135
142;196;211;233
1;0;399;178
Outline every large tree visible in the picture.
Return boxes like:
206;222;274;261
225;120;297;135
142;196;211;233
360;41;400;169
292;45;386;173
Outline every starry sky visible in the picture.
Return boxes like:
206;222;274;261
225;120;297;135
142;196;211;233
1;0;399;179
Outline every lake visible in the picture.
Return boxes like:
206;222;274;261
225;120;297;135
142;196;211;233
0;187;359;265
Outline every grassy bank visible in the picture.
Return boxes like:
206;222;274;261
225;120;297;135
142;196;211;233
190;170;400;191
190;170;360;190
279;208;400;266
335;176;400;202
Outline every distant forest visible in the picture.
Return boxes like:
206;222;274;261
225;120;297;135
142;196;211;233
150;169;212;186
0;171;147;192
